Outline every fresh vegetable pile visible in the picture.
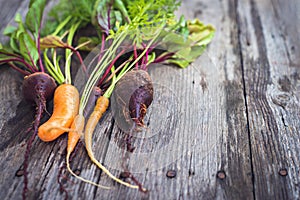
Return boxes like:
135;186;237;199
0;0;215;199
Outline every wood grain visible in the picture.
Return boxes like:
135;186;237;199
0;0;299;200
237;0;300;199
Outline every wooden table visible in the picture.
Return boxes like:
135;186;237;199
0;0;299;199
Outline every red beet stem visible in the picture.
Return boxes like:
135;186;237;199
97;34;106;63
37;20;45;73
67;45;88;76
0;51;23;59
0;58;37;73
154;52;174;63
133;44;138;69
24;44;39;72
97;49;126;86
7;63;30;76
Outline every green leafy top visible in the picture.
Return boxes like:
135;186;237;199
1;0;87;84
4;14;39;66
92;0;214;67
26;0;46;37
0;0;47;75
102;0;181;46
163;19;215;68
42;0;96;36
126;0;180;24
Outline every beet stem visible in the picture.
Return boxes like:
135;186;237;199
0;58;36;73
0;51;23;59
144;50;149;69
7;63;30;76
67;45;88;77
154;52;174;63
140;43;149;70
133;44;138;69
74;50;87;75
97;34;106;63
37;20;45;73
97;49;126;86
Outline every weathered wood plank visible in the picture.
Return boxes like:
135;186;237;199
237;0;300;199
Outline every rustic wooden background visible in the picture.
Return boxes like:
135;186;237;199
0;0;299;199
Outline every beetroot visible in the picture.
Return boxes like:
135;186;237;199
112;69;153;130
21;72;57;199
128;77;153;126
23;72;57;103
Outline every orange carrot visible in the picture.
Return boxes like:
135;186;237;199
67;115;84;155
84;96;143;190
85;96;109;159
65;96;109;161
38;84;79;142
85;96;109;141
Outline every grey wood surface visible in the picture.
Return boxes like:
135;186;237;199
0;0;299;200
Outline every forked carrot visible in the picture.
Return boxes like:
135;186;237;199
61;31;128;189
38;87;111;189
38;84;79;141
